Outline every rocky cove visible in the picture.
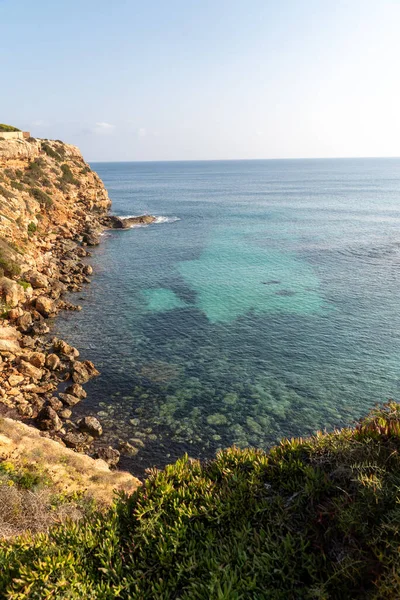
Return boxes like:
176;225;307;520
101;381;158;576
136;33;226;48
0;136;154;470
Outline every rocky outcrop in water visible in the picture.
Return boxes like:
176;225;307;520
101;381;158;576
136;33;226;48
102;214;156;229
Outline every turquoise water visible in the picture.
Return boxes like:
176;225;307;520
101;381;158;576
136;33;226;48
55;159;400;474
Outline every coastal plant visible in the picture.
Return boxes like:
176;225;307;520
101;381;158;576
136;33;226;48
41;142;62;161
0;184;15;200
29;187;53;209
59;163;79;186
2;403;400;598
0;249;21;278
27;222;37;236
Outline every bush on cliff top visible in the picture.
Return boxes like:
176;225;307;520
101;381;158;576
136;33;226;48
2;403;400;599
0;124;20;132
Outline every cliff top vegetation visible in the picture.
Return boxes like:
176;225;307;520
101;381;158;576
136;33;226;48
0;124;20;132
1;402;400;599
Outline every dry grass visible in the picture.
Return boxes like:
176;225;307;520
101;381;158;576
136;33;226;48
0;484;84;539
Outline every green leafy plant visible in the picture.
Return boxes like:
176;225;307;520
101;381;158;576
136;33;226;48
2;403;400;598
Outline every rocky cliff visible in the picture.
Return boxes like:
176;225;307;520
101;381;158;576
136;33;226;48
0;136;126;464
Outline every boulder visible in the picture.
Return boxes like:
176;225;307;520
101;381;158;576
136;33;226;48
29;272;49;289
0;277;25;308
63;431;92;450
36;406;62;431
77;416;102;437
119;441;139;456
8;307;24;321
95;446;120;467
35;296;57;317
0;326;22;355
46;397;63;412
16;312;33;333
65;383;87;399
53;338;79;359
8;374;24;387
59;392;81;407
45;353;61;370
70;360;99;384
18;360;43;381
28;351;46;368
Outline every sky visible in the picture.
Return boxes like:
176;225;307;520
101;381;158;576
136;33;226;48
1;0;400;161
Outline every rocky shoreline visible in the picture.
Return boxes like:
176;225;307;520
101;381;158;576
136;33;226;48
0;136;154;468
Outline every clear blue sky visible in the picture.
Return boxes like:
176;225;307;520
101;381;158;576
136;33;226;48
1;0;399;161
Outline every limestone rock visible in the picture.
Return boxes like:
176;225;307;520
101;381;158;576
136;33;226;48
36;406;62;431
53;338;79;359
119;441;139;456
18;360;43;381
63;431;92;450
95;446;120;467
16;312;33;333
35;296;57;317
28;351;46;368
77;416;102;437
29;272;49;289
59;392;81;407
65;383;87;399
0;277;25;308
8;374;24;387
71;360;99;384
45;353;61;370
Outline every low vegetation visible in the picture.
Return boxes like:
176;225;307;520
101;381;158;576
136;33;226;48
1;403;400;598
0;124;20;132
29;187;53;209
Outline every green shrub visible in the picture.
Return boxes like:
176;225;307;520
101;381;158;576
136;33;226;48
0;124;20;132
41;142;62;161
0;251;21;278
27;222;37;236
29;188;53;209
10;181;24;191
0;184;14;199
59;163;79;186
2;403;400;598
17;280;31;290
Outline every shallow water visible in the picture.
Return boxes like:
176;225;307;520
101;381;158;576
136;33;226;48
55;158;400;475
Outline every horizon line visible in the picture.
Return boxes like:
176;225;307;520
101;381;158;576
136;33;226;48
88;155;400;164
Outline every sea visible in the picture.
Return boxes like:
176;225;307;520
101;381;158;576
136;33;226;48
54;158;400;475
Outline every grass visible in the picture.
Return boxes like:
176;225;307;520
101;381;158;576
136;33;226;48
1;403;400;598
